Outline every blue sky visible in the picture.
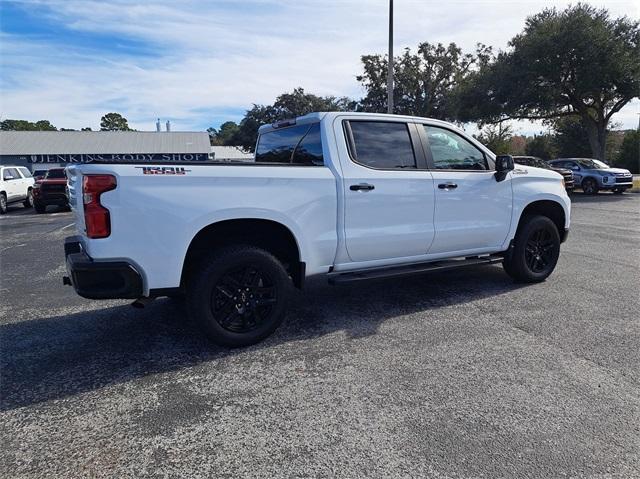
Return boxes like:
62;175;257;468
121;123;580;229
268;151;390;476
1;0;638;133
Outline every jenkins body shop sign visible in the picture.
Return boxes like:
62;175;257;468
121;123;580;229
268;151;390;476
29;153;210;163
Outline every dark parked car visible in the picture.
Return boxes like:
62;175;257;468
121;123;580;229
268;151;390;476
32;168;69;213
513;156;574;192
548;158;633;194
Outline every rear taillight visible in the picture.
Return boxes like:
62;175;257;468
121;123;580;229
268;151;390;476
83;175;117;238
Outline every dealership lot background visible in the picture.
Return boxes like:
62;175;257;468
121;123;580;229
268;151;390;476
1;193;638;478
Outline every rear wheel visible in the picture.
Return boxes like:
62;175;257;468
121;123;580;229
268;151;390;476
23;189;34;208
503;215;561;283
186;245;291;347
582;177;599;195
0;193;7;214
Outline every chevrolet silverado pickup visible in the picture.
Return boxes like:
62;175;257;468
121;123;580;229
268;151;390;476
63;112;571;347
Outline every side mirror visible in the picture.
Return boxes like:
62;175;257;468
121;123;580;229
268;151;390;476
495;155;514;182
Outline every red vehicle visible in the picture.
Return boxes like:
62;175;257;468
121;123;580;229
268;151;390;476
32;168;69;213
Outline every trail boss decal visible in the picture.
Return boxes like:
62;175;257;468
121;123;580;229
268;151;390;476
135;167;191;175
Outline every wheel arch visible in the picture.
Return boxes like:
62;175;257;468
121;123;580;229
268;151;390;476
517;200;567;239
181;218;304;289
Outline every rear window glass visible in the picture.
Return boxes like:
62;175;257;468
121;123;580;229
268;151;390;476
348;121;416;169
45;169;66;179
256;123;323;165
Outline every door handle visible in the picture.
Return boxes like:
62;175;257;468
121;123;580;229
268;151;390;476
350;183;375;191
438;182;458;189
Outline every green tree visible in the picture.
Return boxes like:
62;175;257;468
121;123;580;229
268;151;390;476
474;122;513;154
208;121;240;146
0;119;57;131
233;88;355;151
100;112;132;131
357;42;492;118
525;134;555;161
615;130;640;173
457;4;640;161
550;117;593;158
81;127;92;131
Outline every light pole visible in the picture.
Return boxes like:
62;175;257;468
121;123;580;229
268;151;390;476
387;0;394;114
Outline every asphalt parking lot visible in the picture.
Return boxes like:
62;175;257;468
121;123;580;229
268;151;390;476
1;194;639;478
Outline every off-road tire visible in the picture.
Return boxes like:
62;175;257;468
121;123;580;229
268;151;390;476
186;245;291;347
503;215;561;283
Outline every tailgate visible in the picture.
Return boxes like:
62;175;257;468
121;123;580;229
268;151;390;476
65;165;86;233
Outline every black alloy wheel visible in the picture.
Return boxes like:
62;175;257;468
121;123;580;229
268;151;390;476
524;227;557;274
582;178;598;195
503;215;561;283
211;265;277;334
187;245;291;347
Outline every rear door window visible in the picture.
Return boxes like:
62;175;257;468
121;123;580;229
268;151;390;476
347;121;416;169
256;123;324;165
18;167;32;178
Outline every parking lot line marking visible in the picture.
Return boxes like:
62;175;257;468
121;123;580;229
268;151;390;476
61;223;75;230
0;243;26;253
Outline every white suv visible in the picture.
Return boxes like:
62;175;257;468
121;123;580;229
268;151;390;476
0;166;35;214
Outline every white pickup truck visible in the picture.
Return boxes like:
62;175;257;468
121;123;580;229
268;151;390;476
64;112;570;346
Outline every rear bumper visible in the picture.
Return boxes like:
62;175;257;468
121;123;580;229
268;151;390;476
64;236;143;299
36;196;69;206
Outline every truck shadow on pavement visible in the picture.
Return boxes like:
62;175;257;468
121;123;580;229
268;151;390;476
1;266;523;411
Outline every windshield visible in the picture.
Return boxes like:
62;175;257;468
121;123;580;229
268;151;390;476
576;159;608;169
530;158;549;169
45;169;66;179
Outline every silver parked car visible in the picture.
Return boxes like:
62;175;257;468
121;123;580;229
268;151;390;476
548;158;633;194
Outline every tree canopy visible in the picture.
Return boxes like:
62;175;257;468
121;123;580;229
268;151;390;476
216;88;355;151
0;119;57;131
100;112;132;131
358;42;492;119
457;3;640;161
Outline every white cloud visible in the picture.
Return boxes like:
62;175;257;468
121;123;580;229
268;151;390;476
1;0;638;131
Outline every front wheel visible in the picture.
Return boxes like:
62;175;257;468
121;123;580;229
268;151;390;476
582;178;599;195
503;215;561;283
34;202;46;214
186;245;291;347
0;194;7;214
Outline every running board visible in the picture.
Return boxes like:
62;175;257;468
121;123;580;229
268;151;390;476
328;255;503;285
